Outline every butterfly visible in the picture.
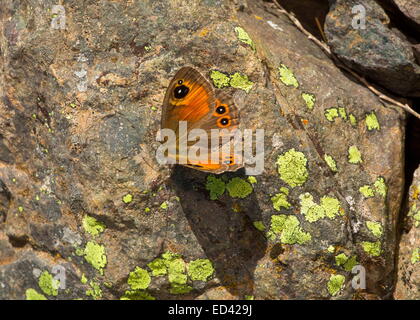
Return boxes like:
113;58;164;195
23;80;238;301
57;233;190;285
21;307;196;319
160;66;243;174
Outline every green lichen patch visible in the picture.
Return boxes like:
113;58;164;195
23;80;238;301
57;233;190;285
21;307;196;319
374;177;387;198
361;241;381;257
38;271;60;296
229;72;254;93
324;154;338;172
147;258;167;277
81;274;88;284
321;196;341;219
366;221;383;238
276;149;308;188
226;177;253;199
271;190;291;211
324;108;339;122
269;214;311;245
234;26;255;50
83;241;107;274
247;176;257;184
169;283;193;295
160;201;169;209
120;290;155;300
411;248;419;264
335;253;358;271
302;93;315;110
327;274;345;296
86;281;102;300
167;258;187;285
327;245;336;253
338;107;347;120
127;267;151;290
365;112;380;131
83;215;106;236
408;204;420;227
359;185;375;198
278;64;299;88
206;175;226;200
187;259;214;281
348;145;362;164
122;194;133;204
299;193;343;222
26;288;47;300
210;70;230;89
253;221;265;231
349;113;357;126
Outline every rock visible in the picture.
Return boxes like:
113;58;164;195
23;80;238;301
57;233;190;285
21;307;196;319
325;0;420;97
0;0;406;300
390;0;420;25
394;166;420;299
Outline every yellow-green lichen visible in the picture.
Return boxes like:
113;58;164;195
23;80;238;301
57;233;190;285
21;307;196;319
206;175;226;200
122;194;133;204
278;64;299;88
234;26;255;50
169;283;193;294
302;93;315;110
269;214;311;245
365;112;380;131
80;274;88;284
86;281;102;300
276;149;308;188
127;267;151;290
411;248;419;264
271;190;291;211
361;241;381;257
348;145;362;164
408;204;420;227
229;72;253;93
120;290;155;300
338;107;347;120
38;271;60;296
359;185;374;198
327;245;336;253
226;177;253;199
25;288;47;300
210;70;230;89
160;201;168;209
247;176;257;184
349;113;357;126
324;154;338;172
335;253;358;272
374;177;387;198
82;215;106;237
253;221;265;231
327;274;345;296
187;259;214;281
147;258;167;277
366;221;383;238
325;108;339;122
299;193;342;222
83;241;107;274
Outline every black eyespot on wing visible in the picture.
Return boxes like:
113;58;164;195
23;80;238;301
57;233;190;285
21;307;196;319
174;85;189;99
220;118;229;126
216;105;226;115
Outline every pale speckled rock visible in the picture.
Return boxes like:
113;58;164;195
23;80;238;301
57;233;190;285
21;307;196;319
394;166;420;299
391;0;420;25
0;0;405;300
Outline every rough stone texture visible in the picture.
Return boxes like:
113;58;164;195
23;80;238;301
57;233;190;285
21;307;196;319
325;0;420;97
391;0;420;25
394;166;420;299
0;0;406;300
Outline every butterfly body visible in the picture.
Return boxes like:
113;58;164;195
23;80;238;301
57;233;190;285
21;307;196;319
160;67;242;174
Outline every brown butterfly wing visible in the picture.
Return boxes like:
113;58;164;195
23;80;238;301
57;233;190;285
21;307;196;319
160;67;243;173
161;67;216;133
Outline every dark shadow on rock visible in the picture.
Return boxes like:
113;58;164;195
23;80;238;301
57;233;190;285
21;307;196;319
170;165;267;297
